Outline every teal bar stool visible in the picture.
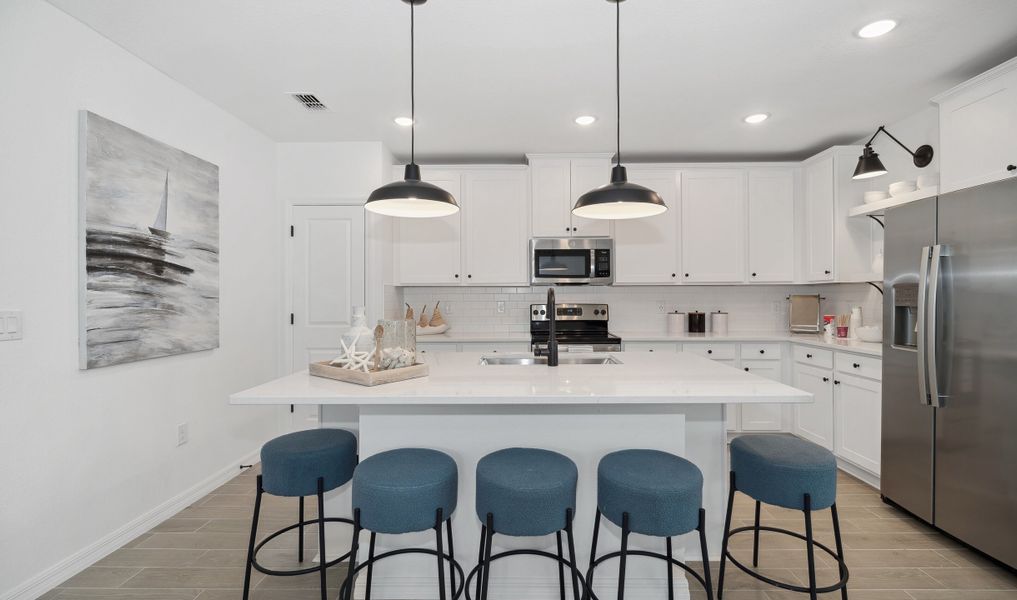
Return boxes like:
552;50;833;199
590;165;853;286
587;449;714;600
341;448;464;600
718;435;849;600
243;428;358;600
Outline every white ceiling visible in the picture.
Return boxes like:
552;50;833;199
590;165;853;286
48;0;1017;162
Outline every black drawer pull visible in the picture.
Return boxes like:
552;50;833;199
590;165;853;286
824;269;832;275
1007;164;1016;172
834;380;841;385
853;362;861;369
806;353;813;358
822;377;830;382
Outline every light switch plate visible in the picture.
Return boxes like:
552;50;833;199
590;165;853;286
0;310;22;341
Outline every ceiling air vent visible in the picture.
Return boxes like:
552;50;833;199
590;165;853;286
290;93;329;111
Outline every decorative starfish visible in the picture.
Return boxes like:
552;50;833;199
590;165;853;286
330;333;375;373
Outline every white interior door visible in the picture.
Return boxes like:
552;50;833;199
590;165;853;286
290;205;365;430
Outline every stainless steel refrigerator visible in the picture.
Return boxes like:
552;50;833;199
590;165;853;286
882;176;1017;569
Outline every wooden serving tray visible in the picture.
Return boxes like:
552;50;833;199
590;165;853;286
309;361;429;387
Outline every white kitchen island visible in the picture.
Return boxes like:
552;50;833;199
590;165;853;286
231;352;811;600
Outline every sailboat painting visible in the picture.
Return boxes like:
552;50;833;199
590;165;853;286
78;112;219;369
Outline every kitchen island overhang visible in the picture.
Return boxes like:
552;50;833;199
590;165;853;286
231;352;811;600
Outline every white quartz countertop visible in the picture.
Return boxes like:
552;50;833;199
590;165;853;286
231;352;813;406
415;330;882;357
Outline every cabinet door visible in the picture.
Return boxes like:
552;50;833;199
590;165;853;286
804;156;835;281
623;342;679;353
395;171;462;285
530;159;572;237
463;170;529;285
570;158;613;237
833;148;878;282
792;363;834;450
681;170;746;283
613;169;680;284
747;169;794;282
834;372;882;474
937;68;1017;193
741;359;784;431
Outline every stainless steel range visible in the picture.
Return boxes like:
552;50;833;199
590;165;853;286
530;303;622;354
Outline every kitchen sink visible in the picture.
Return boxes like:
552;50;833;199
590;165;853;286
478;355;622;366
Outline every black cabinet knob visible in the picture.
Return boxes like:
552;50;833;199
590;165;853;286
467;274;472;279
822;377;829;382
648;349;654;352
707;349;713;354
807;353;813;358
572;227;578;232
454;274;459;278
1008;164;1016;172
566;227;571;232
672;273;677;278
853;363;861;369
684;273;690;278
744;367;750;372
759;349;765;354
824;270;832;275
834;380;841;385
751;272;757;277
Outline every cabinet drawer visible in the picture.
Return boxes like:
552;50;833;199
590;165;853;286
624;342;679;353
459;342;530;354
417;342;457;354
740;343;783;360
835;352;881;381
684;343;737;360
794;345;834;368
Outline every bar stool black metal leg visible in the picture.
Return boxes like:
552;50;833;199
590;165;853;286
298;496;305;562
315;478;327;600
364;532;376;600
831;503;849;600
698;508;715;600
717;472;736;600
341;509;362;600
242;475;264;600
752;500;761;568
565;509;581;600
480;513;494;600
586;509;602;600
617;512;630;600
666;537;675;600
475;523;487;600
446;517;456;597
556;531;566;600
803;494;818;600
435;509;447;600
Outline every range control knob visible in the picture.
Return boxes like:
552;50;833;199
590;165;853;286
533;310;539;316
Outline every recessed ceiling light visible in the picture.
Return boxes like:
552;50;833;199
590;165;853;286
574;115;597;126
743;113;770;124
394;117;414;127
857;19;897;39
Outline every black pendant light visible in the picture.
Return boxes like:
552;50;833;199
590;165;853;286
366;0;459;218
852;125;934;180
573;0;666;220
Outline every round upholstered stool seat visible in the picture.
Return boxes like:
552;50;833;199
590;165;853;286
244;429;358;600
598;449;703;537
476;447;578;537
587;450;713;600
343;448;463;600
730;434;837;510
260;428;358;497
352;448;458;534
718;435;849;600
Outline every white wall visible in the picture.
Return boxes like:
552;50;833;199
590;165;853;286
0;1;283;596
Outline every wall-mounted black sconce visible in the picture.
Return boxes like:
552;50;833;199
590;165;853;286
852;125;935;180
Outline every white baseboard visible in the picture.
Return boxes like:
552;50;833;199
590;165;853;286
2;447;262;600
836;458;880;490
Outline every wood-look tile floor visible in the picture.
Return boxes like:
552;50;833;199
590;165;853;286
43;466;1017;599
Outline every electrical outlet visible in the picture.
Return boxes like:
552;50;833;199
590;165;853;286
443;303;453;315
657;303;667;314
177;423;189;446
496;301;506;314
0;310;23;341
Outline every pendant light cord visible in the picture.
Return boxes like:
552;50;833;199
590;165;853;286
410;0;416;166
615;0;621;167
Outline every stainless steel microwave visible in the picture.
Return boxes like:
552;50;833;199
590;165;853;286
529;237;614;285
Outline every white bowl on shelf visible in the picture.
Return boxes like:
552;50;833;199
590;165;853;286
864;190;890;204
889;180;918;197
855;326;882;343
917;173;940;189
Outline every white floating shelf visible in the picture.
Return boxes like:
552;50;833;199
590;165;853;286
849;186;939;218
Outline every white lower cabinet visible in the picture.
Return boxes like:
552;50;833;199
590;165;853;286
740;359;784;431
833;372;882;475
792;363;834;450
792;348;882;476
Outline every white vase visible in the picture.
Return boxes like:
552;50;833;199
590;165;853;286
340;306;374;354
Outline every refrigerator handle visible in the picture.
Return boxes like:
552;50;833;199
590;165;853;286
917;246;932;405
927;244;949;408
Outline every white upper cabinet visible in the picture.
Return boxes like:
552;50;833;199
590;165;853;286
802;147;878;283
613;169;680;284
681;169;747;283
462;169;529;285
934;57;1017;193
528;155;613;238
395;170;463;285
747;169;795;282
